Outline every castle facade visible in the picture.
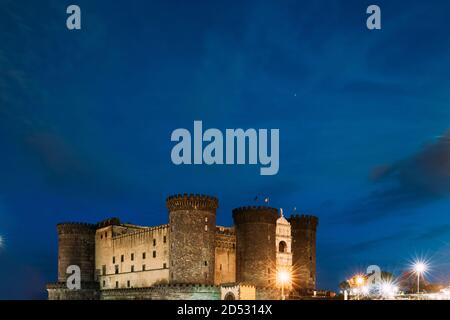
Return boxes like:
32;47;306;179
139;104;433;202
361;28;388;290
47;194;318;300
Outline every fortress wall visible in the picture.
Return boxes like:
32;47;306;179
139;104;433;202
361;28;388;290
214;228;236;285
96;224;170;289
101;284;220;300
47;282;100;300
255;287;280;300
101;268;170;289
239;285;257;300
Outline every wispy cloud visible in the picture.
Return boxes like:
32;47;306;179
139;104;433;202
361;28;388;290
340;131;450;224
23;131;136;199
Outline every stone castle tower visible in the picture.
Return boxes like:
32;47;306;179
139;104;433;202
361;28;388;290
289;215;318;292
167;194;218;285
47;194;318;300
47;223;99;300
232;206;278;287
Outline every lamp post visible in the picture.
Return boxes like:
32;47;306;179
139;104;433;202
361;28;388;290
355;275;365;287
413;261;427;294
353;275;365;300
277;270;290;300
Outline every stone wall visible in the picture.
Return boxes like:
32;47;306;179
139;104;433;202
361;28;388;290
255;287;281;300
101;284;220;300
47;282;99;300
214;226;236;285
220;284;257;300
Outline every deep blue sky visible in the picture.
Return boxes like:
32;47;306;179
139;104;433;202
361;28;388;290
1;0;450;299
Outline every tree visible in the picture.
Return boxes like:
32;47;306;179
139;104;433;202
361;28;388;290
339;280;350;291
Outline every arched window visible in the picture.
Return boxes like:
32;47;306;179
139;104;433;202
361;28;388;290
278;241;287;253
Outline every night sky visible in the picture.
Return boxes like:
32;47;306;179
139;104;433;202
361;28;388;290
1;0;450;299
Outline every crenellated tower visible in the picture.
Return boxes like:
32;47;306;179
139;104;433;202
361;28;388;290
47;222;99;300
288;214;318;293
57;223;97;283
167;194;218;285
232;206;278;287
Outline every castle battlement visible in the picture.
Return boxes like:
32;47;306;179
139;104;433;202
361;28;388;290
232;205;277;212
215;226;235;235
97;218;121;228
215;238;236;250
232;206;278;224
166;193;219;212
47;282;99;290
289;214;319;230
111;224;169;241
56;222;96;234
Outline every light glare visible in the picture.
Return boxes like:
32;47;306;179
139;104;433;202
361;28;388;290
277;270;291;284
413;261;427;274
355;275;365;286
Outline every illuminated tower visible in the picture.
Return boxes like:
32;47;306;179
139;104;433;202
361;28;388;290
233;206;278;287
276;209;292;286
167;194;218;285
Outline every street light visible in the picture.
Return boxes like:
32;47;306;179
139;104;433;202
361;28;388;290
413;261;427;294
355;275;365;286
277;270;291;300
379;280;398;299
352;274;366;300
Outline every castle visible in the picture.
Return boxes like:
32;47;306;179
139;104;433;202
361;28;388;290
47;194;318;300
